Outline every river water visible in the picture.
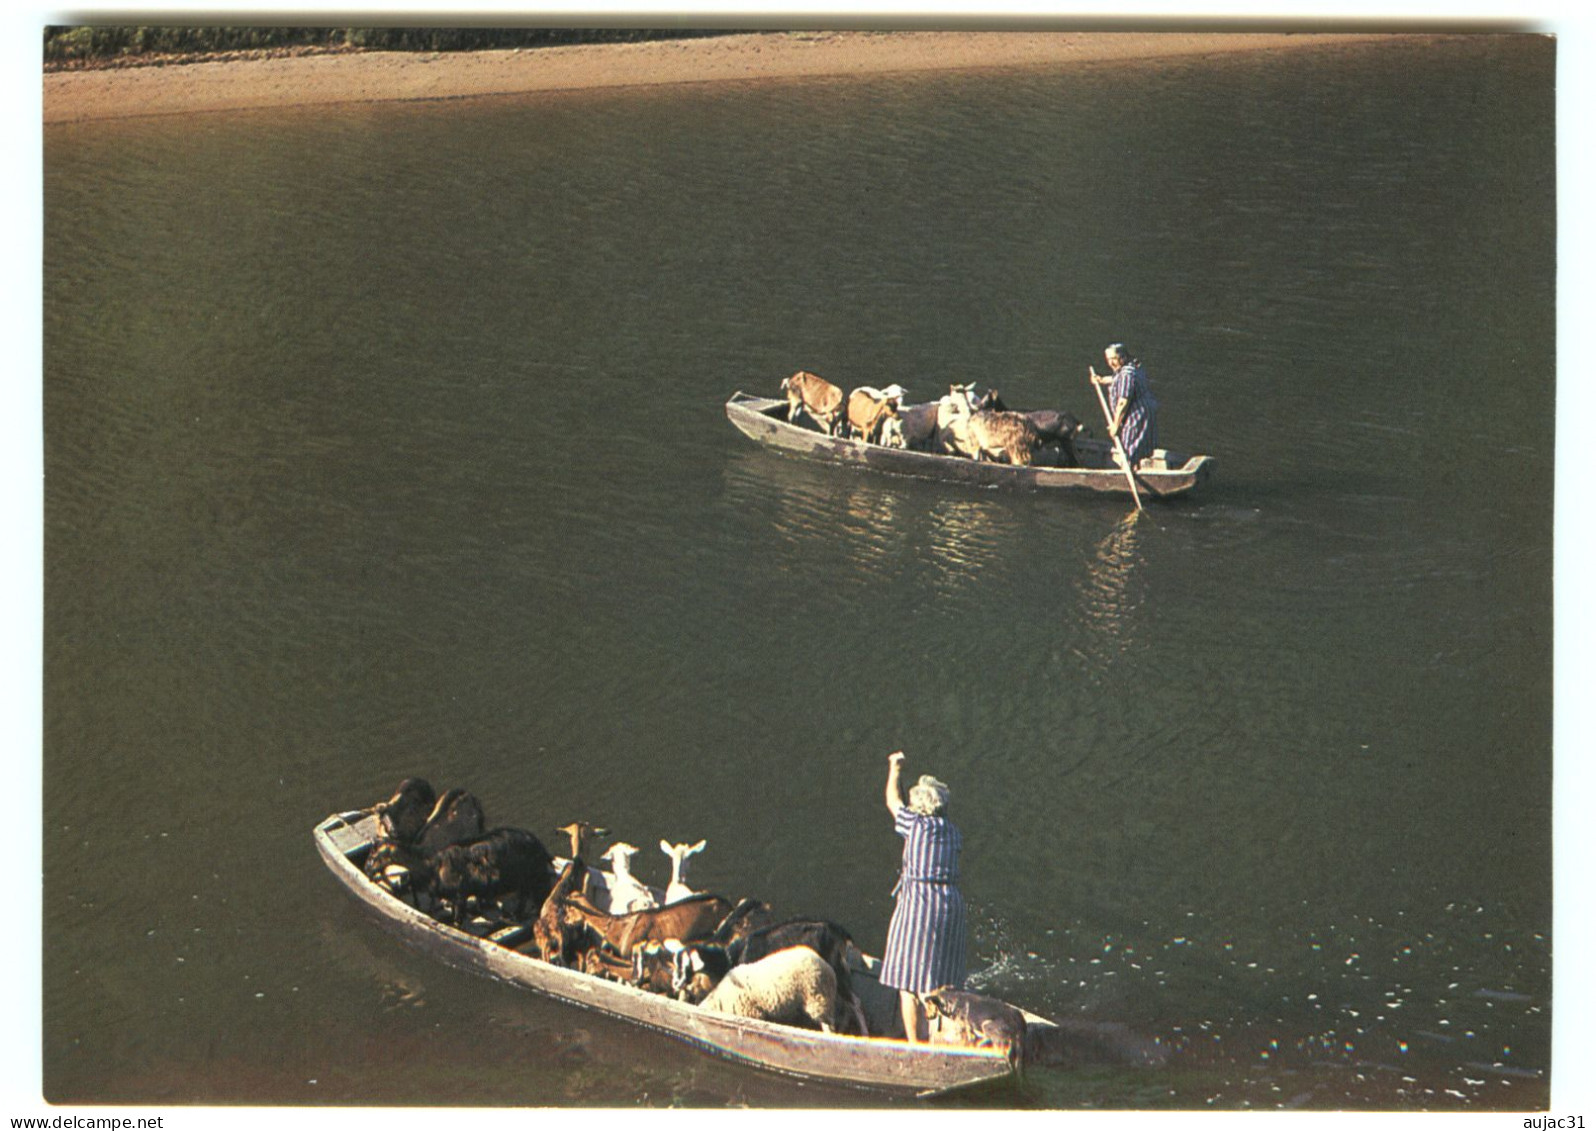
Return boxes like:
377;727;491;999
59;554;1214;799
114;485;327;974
42;34;1556;1111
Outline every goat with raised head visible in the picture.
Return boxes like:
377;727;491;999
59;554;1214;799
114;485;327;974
597;842;658;914
415;788;486;855
659;839;706;905
531;857;591;966
557;820;612;908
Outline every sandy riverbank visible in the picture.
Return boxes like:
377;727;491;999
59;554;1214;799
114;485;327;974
43;29;1420;125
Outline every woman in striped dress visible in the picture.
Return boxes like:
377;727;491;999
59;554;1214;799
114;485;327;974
1092;343;1160;466
880;750;968;1043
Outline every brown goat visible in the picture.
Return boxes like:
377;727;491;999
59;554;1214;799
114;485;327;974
531;858;588;965
558;892;739;959
780;370;845;435
846;386;903;445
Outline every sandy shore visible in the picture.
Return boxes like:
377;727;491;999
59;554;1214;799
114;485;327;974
42;30;1421;125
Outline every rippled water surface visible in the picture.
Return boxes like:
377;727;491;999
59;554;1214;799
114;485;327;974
42;34;1555;1111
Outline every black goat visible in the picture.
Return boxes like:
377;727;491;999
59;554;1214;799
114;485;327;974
415;788;487;855
428;827;556;926
373;777;436;845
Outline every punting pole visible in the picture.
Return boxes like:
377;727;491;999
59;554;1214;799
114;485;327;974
1089;367;1143;511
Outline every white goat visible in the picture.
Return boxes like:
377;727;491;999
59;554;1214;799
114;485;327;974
698;945;838;1032
659;839;706;905
597;842;658;914
936;384;980;456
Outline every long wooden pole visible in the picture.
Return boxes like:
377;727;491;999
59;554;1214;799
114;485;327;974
1090;367;1143;511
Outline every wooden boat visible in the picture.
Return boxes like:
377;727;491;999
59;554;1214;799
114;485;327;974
725;391;1214;498
315;809;1057;1097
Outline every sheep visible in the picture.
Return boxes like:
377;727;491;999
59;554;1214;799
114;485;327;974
965;409;1043;465
697;945;839;1032
659;839;706;905
664;918;868;1034
597;842;659;914
729;918;869;1035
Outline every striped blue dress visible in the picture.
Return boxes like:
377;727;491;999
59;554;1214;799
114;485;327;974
879;808;968;994
1110;361;1159;465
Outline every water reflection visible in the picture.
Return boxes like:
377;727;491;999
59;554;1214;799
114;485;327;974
922;495;1018;596
721;449;1022;592
1079;511;1146;655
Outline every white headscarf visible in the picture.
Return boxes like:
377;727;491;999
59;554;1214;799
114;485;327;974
908;774;950;816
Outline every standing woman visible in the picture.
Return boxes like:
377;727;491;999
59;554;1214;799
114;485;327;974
1092;342;1160;467
880;750;968;1043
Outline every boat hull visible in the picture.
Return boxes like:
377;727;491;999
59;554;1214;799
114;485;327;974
315;811;1032;1096
726;391;1212;498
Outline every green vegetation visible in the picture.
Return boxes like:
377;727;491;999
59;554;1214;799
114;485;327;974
43;26;738;69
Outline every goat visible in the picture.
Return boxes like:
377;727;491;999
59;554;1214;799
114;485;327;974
597;842;658;914
362;838;428;903
582;942;662;986
1025;409;1086;467
709;896;776;944
894;401;940;451
627;942;683;995
414;788;486;855
427;827;555;927
935;384;981;456
629;897;775;995
558;820;611;907
373;777;436;845
531;857;589;965
659;839;706;905
922;986;1028;1071
698;945;839;1032
556;891;737;959
846;385;906;446
663;937;733;1002
780;370;845;435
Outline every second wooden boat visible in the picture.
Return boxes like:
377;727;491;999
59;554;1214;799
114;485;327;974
725;391;1214;498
